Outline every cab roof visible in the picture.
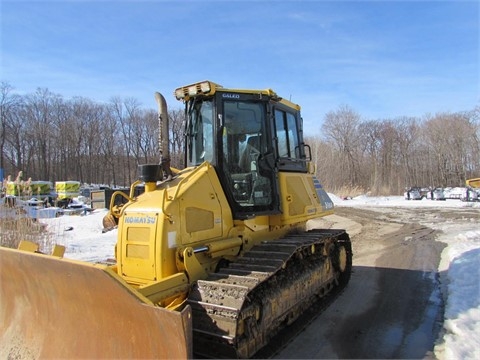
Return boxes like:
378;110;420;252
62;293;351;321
174;80;300;110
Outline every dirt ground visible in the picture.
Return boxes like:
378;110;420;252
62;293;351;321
268;205;471;359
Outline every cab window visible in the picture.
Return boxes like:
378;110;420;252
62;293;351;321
275;109;300;159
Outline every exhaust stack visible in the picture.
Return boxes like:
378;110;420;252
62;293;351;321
154;92;173;180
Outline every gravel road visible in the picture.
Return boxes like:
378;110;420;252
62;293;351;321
270;206;460;359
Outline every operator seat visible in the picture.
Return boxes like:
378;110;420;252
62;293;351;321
239;135;260;172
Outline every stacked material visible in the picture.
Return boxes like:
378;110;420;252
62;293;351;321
6;180;53;197
29;181;53;196
5;182;19;196
55;181;80;199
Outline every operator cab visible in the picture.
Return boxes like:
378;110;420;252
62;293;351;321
176;81;310;220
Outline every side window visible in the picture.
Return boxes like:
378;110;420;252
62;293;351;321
187;100;214;166
275;109;300;159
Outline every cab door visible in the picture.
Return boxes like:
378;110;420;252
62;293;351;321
217;97;280;219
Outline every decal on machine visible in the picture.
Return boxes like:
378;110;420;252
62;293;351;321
222;93;240;99
168;231;177;248
124;215;156;224
313;176;334;210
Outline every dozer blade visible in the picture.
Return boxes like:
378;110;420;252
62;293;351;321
0;246;192;359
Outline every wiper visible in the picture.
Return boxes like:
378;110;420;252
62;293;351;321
186;99;201;163
186;99;195;162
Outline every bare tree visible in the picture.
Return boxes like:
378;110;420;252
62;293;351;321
23;88;64;179
322;105;362;188
145;109;160;163
169;108;186;169
423;112;477;186
0;83;21;172
3;96;28;174
307;134;338;190
358;120;381;192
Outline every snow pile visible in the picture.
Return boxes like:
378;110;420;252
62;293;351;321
41;208;117;262
437;230;480;360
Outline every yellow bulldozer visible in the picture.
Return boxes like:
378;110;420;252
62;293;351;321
0;81;352;359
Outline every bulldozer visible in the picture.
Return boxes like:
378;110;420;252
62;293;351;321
0;81;352;359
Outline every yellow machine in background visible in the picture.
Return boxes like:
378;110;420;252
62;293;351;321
0;81;352;359
466;177;480;188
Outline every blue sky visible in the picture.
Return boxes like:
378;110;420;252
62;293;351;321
1;0;478;135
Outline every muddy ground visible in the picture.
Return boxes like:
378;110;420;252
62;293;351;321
265;205;480;359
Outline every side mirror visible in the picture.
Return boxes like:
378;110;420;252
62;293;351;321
295;143;312;161
303;144;312;161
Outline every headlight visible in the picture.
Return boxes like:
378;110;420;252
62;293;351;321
174;81;221;100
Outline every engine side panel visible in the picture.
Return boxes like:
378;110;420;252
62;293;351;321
117;163;235;285
276;172;334;225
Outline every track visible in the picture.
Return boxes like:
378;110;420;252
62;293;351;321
187;229;352;358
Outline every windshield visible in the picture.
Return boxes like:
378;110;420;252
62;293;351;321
186;99;214;166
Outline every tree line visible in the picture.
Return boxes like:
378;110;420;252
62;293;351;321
0;82;185;187
1;82;478;195
313;104;480;195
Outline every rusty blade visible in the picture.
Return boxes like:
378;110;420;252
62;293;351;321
0;246;192;359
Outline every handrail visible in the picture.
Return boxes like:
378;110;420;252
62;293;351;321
129;180;143;199
108;179;142;218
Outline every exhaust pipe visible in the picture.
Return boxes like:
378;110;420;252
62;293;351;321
154;92;173;180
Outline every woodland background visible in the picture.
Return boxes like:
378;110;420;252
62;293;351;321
1;82;479;195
